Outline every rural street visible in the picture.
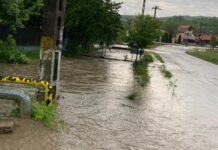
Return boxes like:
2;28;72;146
151;45;218;149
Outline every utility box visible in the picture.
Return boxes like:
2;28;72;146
39;0;66;98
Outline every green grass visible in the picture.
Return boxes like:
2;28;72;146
186;49;218;65
153;53;165;63
133;53;153;87
134;62;149;86
160;65;173;79
143;52;154;63
20;50;39;60
32;102;56;127
127;92;138;100
163;70;173;79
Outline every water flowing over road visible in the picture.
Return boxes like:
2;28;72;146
0;46;218;150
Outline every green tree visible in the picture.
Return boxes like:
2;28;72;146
0;0;43;31
102;0;122;45
116;28;128;44
127;15;161;61
65;0;122;55
161;32;171;43
116;18;133;44
210;36;218;49
0;0;43;64
161;21;177;43
24;0;44;27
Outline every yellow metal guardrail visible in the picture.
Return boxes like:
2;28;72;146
0;75;53;105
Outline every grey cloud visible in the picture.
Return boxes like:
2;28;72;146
114;0;218;17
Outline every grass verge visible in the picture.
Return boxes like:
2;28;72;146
133;53;153;87
186;49;218;65
153;53;165;63
160;65;173;79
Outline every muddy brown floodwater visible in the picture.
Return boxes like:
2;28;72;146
0;48;218;150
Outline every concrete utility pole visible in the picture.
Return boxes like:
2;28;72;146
39;0;66;98
152;6;161;18
142;0;146;15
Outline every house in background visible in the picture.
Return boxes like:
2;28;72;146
196;35;211;45
196;35;218;45
176;25;195;44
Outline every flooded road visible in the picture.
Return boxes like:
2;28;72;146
1;46;218;149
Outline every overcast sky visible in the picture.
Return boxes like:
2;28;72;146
114;0;218;17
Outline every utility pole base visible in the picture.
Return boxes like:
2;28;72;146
39;0;66;99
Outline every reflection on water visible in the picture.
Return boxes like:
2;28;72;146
0;50;218;150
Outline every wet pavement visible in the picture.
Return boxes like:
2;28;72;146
0;46;218;149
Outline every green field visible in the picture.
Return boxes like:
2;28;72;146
186;49;218;65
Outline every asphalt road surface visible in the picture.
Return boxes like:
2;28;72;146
152;45;218;149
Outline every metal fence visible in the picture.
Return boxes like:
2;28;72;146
0;26;41;46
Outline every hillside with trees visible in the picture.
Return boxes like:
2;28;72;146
160;16;218;36
121;15;218;36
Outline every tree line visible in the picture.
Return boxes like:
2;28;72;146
0;0;161;58
160;16;218;43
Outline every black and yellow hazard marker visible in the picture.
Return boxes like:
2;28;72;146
0;75;53;105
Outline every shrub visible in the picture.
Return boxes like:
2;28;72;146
0;35;30;64
32;103;56;127
127;92;138;100
0;50;30;64
210;36;218;49
0;35;16;52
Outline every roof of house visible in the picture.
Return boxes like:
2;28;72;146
197;35;218;41
199;35;211;41
177;25;193;33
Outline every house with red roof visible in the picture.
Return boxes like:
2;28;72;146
196;35;218;45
